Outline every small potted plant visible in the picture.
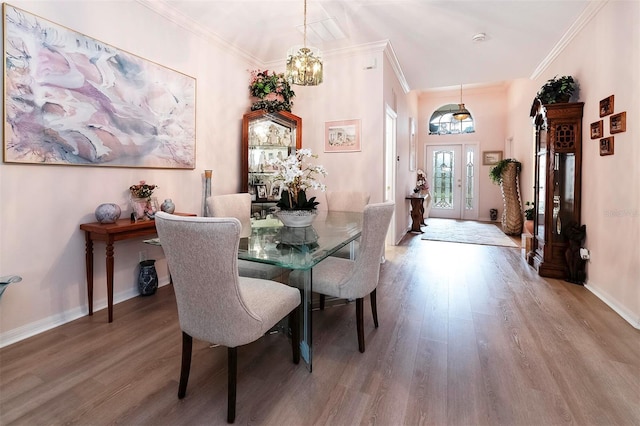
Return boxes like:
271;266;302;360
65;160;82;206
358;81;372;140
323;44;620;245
536;75;577;104
524;201;535;235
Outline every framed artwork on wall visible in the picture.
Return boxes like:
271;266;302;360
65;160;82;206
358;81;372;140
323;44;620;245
590;120;603;139
599;95;614;117
482;151;503;166
325;119;361;152
599;137;614;156
3;4;196;168
409;117;416;171
610;112;626;134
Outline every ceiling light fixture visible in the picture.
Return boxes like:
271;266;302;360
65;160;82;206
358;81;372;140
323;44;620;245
452;84;471;121
472;32;486;42
286;0;323;86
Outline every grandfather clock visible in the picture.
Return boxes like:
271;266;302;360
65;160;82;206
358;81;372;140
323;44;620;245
529;102;584;279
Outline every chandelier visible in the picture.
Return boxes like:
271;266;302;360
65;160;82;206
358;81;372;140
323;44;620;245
452;84;471;121
286;0;323;86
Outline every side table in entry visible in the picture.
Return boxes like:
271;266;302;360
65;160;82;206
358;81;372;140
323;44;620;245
406;195;427;233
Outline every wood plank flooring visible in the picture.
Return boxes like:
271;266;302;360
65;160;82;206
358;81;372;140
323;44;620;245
2;233;639;425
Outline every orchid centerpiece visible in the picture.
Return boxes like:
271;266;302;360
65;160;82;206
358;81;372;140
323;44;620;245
268;149;327;211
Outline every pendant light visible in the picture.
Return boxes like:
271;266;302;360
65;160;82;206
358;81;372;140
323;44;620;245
452;84;471;121
285;0;323;86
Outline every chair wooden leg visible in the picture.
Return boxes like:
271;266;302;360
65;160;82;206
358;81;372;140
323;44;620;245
227;347;237;423
319;294;325;310
178;332;192;399
290;307;300;364
356;298;365;353
370;288;379;328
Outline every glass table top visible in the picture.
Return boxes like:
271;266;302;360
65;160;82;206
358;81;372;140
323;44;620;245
238;210;363;270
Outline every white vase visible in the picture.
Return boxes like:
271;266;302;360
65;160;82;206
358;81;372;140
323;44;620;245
275;209;317;228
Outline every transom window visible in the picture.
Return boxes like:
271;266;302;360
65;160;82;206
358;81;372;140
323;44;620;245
428;104;475;135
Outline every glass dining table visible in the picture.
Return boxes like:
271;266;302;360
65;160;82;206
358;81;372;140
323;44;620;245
240;210;363;371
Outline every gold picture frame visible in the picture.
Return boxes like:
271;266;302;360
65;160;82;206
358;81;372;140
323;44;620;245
610;112;626;134
482;151;503;166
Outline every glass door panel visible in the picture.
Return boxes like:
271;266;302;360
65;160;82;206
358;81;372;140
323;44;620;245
426;145;462;219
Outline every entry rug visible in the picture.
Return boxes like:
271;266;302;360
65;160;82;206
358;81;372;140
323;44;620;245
421;218;518;247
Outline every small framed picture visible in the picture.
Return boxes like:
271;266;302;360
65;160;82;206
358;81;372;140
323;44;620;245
325;119;361;152
599;95;614;117
599;137;614;156
610;112;626;134
255;184;268;201
590;120;603;139
482;151;503;166
270;183;282;200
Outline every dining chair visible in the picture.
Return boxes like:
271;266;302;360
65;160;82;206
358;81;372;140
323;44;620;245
289;201;394;353
154;212;301;423
326;190;370;261
207;193;285;280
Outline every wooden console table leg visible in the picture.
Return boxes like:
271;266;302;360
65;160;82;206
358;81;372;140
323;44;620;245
106;240;115;323
84;233;94;316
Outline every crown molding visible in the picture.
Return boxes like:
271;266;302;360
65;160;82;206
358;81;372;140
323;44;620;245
138;1;410;92
530;0;609;80
136;0;262;67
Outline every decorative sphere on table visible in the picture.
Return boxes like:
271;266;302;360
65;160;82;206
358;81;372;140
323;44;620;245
161;199;175;214
95;203;122;224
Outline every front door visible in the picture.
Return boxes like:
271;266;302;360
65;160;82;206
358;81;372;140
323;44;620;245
425;144;478;220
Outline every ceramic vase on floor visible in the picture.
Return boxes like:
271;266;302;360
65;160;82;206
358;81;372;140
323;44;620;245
138;260;158;296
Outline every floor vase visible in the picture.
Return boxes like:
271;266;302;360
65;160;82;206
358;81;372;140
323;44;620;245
138;260;158;296
500;162;523;235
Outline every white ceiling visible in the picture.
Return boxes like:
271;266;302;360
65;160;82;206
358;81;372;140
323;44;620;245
141;0;600;91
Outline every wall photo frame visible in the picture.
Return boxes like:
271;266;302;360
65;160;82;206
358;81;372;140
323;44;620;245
590;120;603;139
599;95;614;117
599;137;614;156
610;112;626;134
325;119;361;152
482;151;503;166
3;4;196;168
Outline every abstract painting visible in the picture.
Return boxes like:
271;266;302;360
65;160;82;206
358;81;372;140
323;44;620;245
3;4;196;168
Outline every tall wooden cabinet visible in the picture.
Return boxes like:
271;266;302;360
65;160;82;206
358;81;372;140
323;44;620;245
241;110;302;209
528;102;584;278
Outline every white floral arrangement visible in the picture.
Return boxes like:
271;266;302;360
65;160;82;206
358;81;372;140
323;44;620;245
268;149;327;210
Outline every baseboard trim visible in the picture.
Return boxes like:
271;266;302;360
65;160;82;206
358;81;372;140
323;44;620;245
0;281;170;348
585;282;640;329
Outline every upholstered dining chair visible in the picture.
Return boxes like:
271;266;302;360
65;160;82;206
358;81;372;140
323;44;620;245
154;212;301;423
289;201;394;353
325;190;370;260
207;193;285;280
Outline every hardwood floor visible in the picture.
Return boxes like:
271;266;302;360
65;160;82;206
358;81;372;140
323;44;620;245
2;233;639;425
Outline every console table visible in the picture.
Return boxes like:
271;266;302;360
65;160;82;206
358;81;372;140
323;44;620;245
80;214;193;322
406;195;427;233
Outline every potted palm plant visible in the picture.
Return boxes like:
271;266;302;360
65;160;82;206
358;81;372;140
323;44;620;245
536;75;577;104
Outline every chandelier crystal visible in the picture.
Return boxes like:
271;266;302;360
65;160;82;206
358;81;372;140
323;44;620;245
286;0;323;86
